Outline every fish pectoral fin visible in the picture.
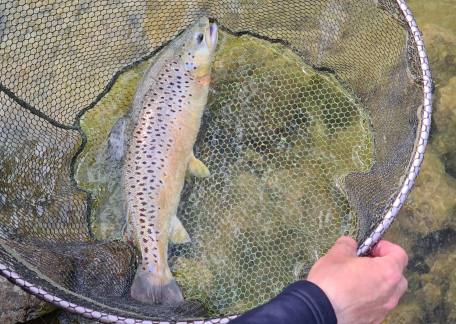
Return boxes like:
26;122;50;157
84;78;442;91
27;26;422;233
187;156;210;178
169;216;191;244
107;117;129;162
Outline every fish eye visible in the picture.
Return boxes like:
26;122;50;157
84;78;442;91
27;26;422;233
196;33;204;44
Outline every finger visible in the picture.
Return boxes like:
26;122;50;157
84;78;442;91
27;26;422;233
395;276;408;297
328;236;357;257
386;276;408;312
372;240;408;270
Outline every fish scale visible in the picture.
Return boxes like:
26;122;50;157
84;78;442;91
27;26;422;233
125;65;194;266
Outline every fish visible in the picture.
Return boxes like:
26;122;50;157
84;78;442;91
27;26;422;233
108;17;218;304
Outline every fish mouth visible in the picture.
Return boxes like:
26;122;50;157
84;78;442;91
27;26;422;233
208;22;218;48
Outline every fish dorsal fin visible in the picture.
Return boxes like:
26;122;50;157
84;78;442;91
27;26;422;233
169;216;191;244
187;155;210;178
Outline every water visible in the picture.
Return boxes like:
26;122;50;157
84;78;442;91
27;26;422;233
20;0;456;321
75;30;374;315
383;1;456;322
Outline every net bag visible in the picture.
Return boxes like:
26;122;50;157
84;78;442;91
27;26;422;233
0;0;432;323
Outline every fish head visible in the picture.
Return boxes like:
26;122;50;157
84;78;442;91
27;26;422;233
177;17;218;79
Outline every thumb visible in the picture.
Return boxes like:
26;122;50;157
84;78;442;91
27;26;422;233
327;236;358;257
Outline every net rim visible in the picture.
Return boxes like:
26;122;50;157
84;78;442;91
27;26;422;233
0;0;433;322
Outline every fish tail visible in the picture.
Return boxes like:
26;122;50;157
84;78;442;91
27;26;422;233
130;269;183;304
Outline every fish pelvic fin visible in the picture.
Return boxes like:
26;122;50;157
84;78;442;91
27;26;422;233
131;271;183;304
187;155;210;178
169;216;191;244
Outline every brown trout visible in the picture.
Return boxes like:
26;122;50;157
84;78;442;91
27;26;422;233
109;17;218;304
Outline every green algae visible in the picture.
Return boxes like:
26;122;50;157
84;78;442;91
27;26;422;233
171;31;374;315
74;29;374;315
3;1;455;322
383;2;456;323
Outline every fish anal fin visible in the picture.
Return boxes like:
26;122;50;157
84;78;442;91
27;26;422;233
169;216;191;244
187;155;210;178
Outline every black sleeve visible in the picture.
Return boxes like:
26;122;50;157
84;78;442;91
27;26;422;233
229;280;337;324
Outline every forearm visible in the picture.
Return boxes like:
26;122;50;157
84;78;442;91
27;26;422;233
229;281;337;324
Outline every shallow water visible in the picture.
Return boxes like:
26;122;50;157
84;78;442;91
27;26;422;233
75;29;374;315
383;0;456;322
73;1;456;319
17;0;456;322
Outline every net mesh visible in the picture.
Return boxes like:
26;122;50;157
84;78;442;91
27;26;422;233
0;0;424;321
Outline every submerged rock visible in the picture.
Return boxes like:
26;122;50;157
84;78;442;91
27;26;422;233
397;150;456;235
447;270;456;322
0;276;55;323
433;77;456;177
379;2;456;322
421;247;456;318
384;301;424;324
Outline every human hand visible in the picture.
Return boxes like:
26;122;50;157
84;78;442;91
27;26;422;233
307;236;408;324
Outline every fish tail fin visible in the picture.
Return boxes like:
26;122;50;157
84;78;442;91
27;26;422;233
130;270;183;304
